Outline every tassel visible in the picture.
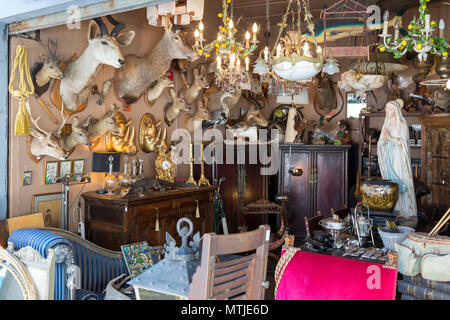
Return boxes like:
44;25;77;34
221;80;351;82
155;208;160;232
14;100;30;135
195;200;200;218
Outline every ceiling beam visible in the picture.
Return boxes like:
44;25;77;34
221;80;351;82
8;0;172;34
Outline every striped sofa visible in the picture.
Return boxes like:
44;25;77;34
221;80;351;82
8;227;129;300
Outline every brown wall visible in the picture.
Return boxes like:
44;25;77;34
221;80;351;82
7;2;450;231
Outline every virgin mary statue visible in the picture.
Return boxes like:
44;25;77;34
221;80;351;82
377;99;417;218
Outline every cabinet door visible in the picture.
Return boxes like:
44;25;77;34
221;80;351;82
314;150;347;218
279;149;312;237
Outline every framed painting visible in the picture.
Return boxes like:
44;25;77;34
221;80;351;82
44;161;59;184
59;160;73;178
72;159;85;180
22;171;32;186
121;241;158;278
31;192;63;229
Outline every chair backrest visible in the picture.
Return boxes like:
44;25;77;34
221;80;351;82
304;211;323;238
331;204;350;220
188;225;270;300
7;213;45;235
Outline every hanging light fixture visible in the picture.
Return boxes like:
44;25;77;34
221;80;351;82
268;0;324;82
193;0;259;91
378;0;448;62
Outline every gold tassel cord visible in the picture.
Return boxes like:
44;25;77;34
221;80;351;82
9;45;35;135
155;208;160;232
195;200;200;218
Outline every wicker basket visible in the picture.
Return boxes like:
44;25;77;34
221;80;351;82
378;226;415;250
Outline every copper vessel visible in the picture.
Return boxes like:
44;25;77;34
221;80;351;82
360;179;399;211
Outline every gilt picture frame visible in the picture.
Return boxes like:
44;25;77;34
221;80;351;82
22;171;32;186
59;160;73;178
72;159;85;180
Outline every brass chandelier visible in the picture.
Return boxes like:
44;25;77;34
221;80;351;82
193;0;259;91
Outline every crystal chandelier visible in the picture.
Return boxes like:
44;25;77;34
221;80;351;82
267;0;324;82
193;0;259;91
378;0;448;62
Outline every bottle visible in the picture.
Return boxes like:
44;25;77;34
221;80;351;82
130;159;138;184
137;158;144;180
117;155;132;191
104;155;117;195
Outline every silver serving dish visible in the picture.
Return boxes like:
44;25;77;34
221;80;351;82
319;214;349;232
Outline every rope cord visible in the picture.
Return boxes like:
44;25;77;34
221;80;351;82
273;247;301;298
9;45;35;135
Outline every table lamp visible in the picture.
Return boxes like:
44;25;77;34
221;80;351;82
92;152;121;194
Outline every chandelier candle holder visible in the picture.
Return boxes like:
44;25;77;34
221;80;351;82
378;0;448;62
193;0;259;90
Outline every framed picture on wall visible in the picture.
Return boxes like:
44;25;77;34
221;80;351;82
22;171;32;186
44;161;59;184
31;192;63;228
59;160;73;178
73;159;85;180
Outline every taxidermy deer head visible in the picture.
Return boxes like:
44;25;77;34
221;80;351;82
183;98;212;136
182;65;210;106
59;15;135;111
34;39;64;88
83;104;120;148
228;106;269;132
106;111;137;155
139;113;166;153
115;18;199;106
163;88;191;126
314;73;344;121
26;101;68;162
55;104;91;152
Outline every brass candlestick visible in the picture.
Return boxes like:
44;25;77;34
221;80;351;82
185;143;197;185
197;143;210;187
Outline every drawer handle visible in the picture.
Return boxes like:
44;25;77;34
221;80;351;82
289;167;303;177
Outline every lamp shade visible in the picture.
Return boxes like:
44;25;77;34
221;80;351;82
92;152;121;173
276;88;309;105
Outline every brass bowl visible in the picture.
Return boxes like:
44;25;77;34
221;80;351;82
360;180;399;211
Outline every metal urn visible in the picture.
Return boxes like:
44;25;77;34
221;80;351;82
352;202;375;247
360;179;399;211
318;214;350;248
128;217;201;300
436;56;450;79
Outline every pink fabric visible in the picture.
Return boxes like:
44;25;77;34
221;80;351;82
276;251;397;300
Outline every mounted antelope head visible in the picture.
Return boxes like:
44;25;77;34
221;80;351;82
163;88;191;126
59;15;135;111
145;76;174;107
25;101;68;162
83;104;120;148
183;98;212;136
115;18;199;106
106;111;137;155
182;65;210;106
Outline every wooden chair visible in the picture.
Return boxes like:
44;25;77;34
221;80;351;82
331;204;350;220
188;225;270;300
304;211;323;238
241;195;289;262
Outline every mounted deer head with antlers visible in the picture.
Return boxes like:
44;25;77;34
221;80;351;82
115;18;198;106
55;105;90;153
26;101;68;163
82;104;121;149
163;88;191;126
56;15;135;112
33;39;64;89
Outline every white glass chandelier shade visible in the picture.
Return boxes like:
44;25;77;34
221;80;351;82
272;60;322;82
322;58;340;75
253;59;270;75
276;88;309;104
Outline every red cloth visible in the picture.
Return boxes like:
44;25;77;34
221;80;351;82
276;250;397;300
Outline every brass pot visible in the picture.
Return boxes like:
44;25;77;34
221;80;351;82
360;180;399;211
413;57;433;81
436;57;450;79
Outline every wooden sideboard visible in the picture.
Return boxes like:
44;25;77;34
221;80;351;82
81;186;216;251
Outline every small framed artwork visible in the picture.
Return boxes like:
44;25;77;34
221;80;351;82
121;241;158;278
59;160;73;178
73;159;85;179
44;161;59;184
31;192;63;228
23;171;32;186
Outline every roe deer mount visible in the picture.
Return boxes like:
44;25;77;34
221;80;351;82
83;104;121;149
58;16;135;111
181;65;210;106
163;88;191;126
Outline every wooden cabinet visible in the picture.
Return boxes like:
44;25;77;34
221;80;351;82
278;144;350;238
419;116;450;208
81;187;216;251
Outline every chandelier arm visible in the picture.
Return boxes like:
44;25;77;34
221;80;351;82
274;0;294;56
